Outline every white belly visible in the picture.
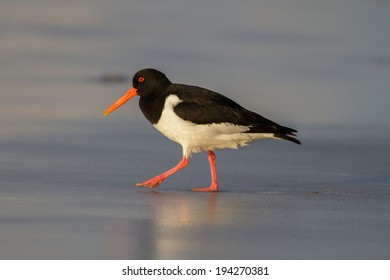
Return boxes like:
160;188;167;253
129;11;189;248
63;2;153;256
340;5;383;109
154;95;275;157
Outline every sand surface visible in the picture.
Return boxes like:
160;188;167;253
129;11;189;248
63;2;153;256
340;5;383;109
1;120;389;259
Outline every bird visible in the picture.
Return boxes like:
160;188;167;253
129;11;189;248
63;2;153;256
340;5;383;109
103;68;300;192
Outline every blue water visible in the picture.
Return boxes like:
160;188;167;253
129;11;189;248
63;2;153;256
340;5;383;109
1;0;390;259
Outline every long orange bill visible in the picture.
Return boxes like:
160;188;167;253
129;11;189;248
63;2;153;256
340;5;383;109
102;87;137;116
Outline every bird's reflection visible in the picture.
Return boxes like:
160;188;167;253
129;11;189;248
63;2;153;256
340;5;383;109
151;191;218;226
102;190;220;259
103;189;269;259
148;191;219;259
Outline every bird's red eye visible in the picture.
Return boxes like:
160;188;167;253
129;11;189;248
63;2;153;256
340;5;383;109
138;77;145;83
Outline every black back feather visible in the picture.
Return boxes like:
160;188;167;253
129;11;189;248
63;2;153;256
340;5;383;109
170;84;301;145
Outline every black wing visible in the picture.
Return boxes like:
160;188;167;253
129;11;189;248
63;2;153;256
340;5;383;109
169;84;301;145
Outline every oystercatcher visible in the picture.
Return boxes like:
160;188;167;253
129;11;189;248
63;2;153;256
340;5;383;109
103;68;300;192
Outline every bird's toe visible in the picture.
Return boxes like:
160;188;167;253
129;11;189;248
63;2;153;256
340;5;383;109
136;177;164;188
191;185;218;192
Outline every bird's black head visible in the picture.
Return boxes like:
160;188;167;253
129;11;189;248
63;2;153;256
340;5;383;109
132;68;172;96
102;68;171;117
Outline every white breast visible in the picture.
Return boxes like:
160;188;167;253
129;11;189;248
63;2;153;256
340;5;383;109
154;95;275;157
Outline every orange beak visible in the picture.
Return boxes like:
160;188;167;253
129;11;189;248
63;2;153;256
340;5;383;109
102;87;138;116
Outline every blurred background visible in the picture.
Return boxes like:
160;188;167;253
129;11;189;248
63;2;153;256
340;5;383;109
2;0;390;130
1;0;390;259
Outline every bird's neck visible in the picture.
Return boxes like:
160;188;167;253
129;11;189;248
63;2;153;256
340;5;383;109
139;91;168;124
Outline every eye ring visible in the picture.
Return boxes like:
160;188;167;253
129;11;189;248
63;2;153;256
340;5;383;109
138;77;145;83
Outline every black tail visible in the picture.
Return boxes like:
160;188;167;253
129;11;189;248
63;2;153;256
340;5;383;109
273;125;301;145
248;122;301;145
240;109;301;145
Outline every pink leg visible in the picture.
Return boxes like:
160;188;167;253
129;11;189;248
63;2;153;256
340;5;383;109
192;151;219;192
136;156;188;188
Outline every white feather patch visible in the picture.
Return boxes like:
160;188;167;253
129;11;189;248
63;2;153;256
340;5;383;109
154;95;275;157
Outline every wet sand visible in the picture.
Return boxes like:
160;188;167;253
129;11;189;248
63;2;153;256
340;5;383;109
1;120;389;259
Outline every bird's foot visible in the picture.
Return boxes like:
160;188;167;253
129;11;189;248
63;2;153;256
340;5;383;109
136;176;165;188
191;184;218;192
